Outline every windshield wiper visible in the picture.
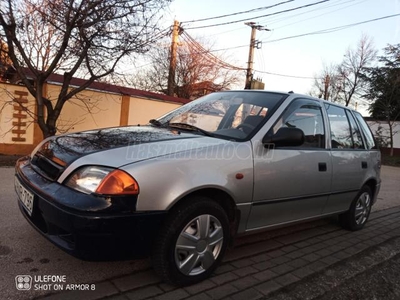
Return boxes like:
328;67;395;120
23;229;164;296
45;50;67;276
168;122;214;137
149;119;164;127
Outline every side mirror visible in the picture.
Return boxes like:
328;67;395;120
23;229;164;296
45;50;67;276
262;127;305;148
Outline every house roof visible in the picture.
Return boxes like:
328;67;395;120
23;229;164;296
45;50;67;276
7;67;191;105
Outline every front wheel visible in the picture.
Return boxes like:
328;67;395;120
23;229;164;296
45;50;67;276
152;197;230;286
339;185;372;231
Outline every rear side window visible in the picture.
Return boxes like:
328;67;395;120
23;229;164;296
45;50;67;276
272;99;325;148
353;112;377;150
325;104;353;149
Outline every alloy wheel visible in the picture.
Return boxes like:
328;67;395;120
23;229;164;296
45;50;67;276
174;214;224;276
355;192;371;225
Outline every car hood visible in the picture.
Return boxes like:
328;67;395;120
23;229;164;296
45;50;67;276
34;125;204;166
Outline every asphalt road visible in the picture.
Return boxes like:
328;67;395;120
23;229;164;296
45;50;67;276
0;165;399;300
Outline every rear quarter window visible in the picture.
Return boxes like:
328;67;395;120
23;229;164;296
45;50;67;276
353;112;377;150
346;110;364;149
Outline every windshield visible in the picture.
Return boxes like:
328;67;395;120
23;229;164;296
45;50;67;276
156;91;287;140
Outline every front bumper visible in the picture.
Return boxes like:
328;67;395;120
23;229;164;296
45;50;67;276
15;157;166;260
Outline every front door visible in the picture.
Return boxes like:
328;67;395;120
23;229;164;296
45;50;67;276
247;98;332;230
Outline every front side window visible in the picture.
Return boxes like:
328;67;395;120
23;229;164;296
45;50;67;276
157;91;286;140
271;99;325;148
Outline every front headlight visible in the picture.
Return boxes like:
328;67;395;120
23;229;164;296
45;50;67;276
65;166;139;195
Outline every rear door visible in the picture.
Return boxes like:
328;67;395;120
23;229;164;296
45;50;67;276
322;104;369;213
247;98;332;230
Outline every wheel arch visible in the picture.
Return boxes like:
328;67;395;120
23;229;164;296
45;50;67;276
167;187;240;242
362;177;377;203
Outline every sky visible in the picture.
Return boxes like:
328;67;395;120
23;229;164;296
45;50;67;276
155;0;400;114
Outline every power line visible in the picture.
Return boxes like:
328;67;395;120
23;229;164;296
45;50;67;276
204;0;360;39
273;0;367;30
254;69;316;79
184;0;331;30
205;44;248;53
142;27;171;45
259;0;353;26
207;26;246;38
198;12;400;54
148;12;398;83
181;0;295;24
180;31;246;71
176;12;400;80
180;32;316;79
263;13;400;43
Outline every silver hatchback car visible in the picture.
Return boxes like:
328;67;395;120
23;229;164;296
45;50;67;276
15;90;381;286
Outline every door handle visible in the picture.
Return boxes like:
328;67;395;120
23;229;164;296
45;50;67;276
318;162;327;172
362;161;368;169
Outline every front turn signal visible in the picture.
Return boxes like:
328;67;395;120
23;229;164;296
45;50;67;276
96;170;139;195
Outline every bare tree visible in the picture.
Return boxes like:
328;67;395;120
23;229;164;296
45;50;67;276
0;0;170;138
133;46;170;93
12;1;62;72
310;62;342;102
130;33;242;99
337;35;377;107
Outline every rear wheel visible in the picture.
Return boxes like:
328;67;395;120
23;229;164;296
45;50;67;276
152;196;230;286
339;185;372;231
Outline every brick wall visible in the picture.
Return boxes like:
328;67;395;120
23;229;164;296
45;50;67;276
12;90;29;143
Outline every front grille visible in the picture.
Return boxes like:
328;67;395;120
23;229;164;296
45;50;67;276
31;154;65;181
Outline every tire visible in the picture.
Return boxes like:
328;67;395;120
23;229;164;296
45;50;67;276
152;196;230;286
339;185;372;231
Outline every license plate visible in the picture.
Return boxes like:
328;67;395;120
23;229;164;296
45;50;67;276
15;177;34;216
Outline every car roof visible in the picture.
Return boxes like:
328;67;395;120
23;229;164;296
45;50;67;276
225;90;358;113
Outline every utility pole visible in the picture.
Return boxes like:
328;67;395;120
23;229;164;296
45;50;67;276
323;75;330;100
245;22;269;89
167;20;180;96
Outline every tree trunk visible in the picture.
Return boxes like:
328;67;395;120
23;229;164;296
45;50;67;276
389;122;394;157
45;113;58;138
35;84;49;139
